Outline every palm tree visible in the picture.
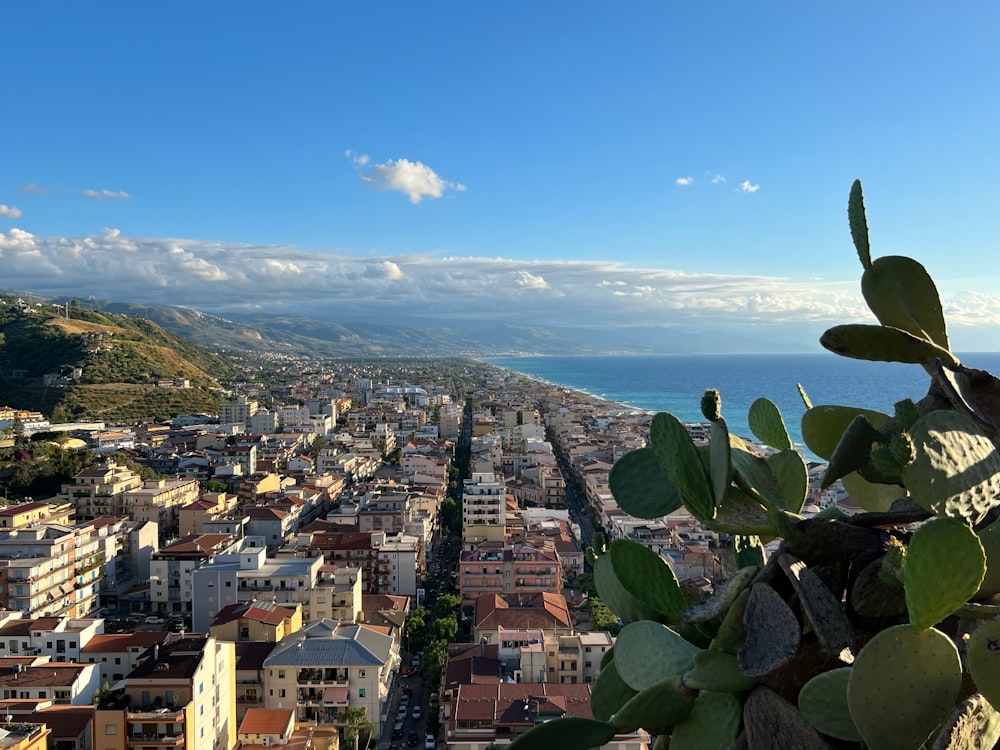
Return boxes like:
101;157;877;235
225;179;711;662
343;706;375;750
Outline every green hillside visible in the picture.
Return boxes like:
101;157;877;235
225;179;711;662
0;297;237;420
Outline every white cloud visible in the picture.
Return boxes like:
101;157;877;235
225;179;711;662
739;180;760;194
19;182;49;195
3;228;997;351
82;189;132;200
676;177;694;186
0;205;23;219
515;271;550;289
345;149;369;167
351;155;465;204
711;175;726;184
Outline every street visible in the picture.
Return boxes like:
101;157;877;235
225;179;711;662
378;673;433;750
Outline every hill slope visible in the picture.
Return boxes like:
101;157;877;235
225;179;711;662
0;297;236;421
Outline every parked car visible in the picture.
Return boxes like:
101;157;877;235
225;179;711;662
407;731;419;747
145;616;165;624
425;734;436;750
412;706;422;721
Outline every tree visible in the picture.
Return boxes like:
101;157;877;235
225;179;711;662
342;706;374;750
201;479;230;493
433;615;458;643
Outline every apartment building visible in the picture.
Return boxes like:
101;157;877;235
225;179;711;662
121;477;200;541
0;523;104;618
219;396;258;426
149;533;235;615
373;535;419;597
60;462;143;521
122;635;236;750
458;544;561;605
462;471;505;546
0;501;75;530
81;631;171;687
262;620;398;732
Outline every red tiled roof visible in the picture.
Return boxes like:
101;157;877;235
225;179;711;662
238;708;295;736
212;600;295;627
473;593;571;630
81;631;169;654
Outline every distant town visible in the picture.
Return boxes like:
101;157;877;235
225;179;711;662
0;358;848;750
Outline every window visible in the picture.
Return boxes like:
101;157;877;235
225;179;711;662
279;689;286;698
105;725;117;736
548;667;554;673
225;581;231;587
278;670;285;679
359;670;365;678
359;688;366;697
114;657;121;664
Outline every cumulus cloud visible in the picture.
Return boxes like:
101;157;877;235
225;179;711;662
739;180;760;194
0;205;23;219
83;189;132;200
675;177;694;186
711;175;726;184
515;271;550;289
19;182;49;195
349;153;465;204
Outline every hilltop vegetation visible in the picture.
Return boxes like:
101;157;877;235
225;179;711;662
0;297;236;420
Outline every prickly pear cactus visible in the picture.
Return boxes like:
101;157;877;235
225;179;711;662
506;183;1000;750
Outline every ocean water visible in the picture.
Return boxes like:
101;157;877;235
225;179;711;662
484;352;1000;457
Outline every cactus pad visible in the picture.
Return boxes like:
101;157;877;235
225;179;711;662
801;404;889;460
745;685;831;750
798;667;861;742
590;655;637;722
650;411;716;522
901;410;1000;525
738;582;800;677
976;520;1000;599
820;323;956;365
847;624;962;750
682;648;758;693
861;254;950;352
505;717;616;750
604;539;687;623
610;676;695;734
966;617;1000;712
609;446;683;519
669;690;742;750
613;620;701;692
768;448;808;513
904;517;985;630
748;397;793;450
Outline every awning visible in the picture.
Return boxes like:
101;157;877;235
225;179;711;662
323;687;349;705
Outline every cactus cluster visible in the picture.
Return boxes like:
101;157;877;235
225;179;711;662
505;181;1000;750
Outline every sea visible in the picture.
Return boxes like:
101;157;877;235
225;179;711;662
483;352;1000;459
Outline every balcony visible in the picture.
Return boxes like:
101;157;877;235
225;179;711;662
127;734;185;747
128;708;185;721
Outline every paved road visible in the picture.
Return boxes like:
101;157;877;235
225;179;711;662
378;674;431;750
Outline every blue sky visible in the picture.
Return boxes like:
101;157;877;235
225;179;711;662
2;2;999;352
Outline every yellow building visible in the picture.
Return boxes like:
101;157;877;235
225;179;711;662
0;501;75;530
60;461;143;521
209;600;302;643
0;722;50;750
124;635;236;750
